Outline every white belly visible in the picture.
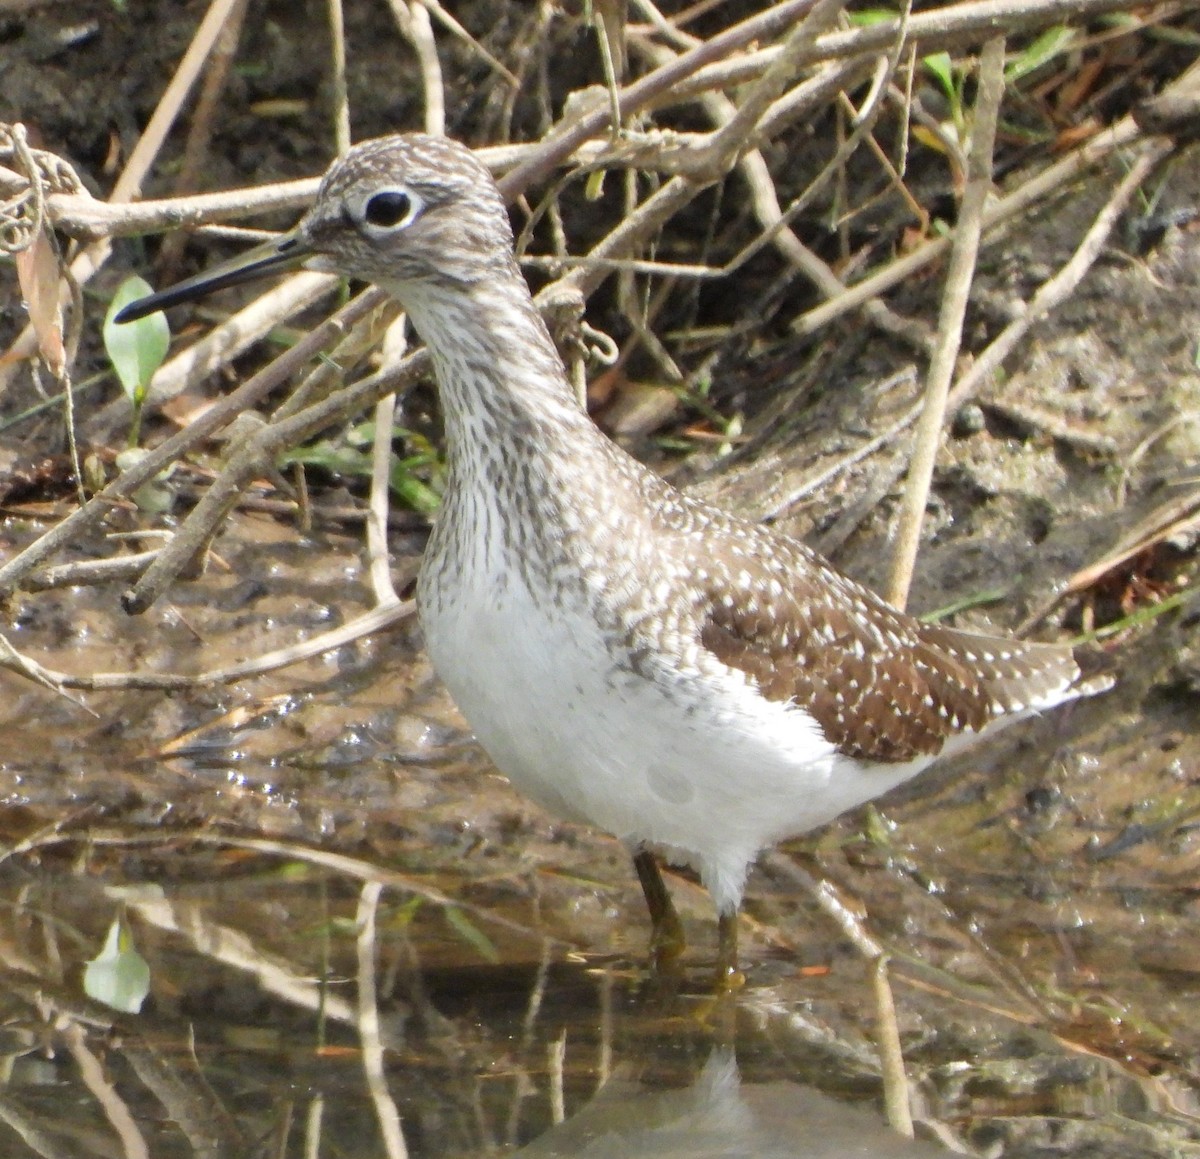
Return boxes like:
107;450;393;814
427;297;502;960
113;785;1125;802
418;567;931;915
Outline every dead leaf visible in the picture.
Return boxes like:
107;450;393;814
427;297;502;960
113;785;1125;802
14;230;65;376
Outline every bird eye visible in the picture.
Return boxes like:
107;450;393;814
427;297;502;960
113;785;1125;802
363;190;416;228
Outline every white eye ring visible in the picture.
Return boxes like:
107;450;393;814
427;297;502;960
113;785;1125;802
357;187;424;234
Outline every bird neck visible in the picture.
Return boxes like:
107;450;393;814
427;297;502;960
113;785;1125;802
397;275;599;476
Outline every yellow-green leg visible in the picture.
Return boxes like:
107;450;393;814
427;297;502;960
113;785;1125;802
632;850;685;968
717;910;745;989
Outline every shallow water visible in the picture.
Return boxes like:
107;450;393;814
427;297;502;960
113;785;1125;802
1;510;1199;1157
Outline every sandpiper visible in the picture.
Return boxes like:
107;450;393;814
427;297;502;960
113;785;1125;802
117;134;1109;978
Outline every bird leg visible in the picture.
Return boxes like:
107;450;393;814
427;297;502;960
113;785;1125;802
716;910;744;990
632;850;685;967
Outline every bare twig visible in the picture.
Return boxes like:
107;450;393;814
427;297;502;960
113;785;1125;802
498;0;822;198
887;36;1006;611
763;852;912;1137
59;1017;150;1159
633;11;928;353
157;0;250;279
792;113;1144;337
387;1;446;137
0;601;411;692
367;318;409;609
0;291;383;596
410;0;518;87
947;138;1175;410
6;829;563;946
355;882;410;1159
0;0;250;387
660;0;1153;107
328;0;352;155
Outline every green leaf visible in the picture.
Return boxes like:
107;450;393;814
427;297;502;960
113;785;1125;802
282;439;372;478
922;52;957;104
83;917;151;1014
389;462;442;515
1005;26;1076;85
104;277;169;405
283;425;445;514
390;896;425;929
848;8;898;25
443;907;499;963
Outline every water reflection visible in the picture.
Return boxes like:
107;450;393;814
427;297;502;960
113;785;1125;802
0;850;968;1158
515;1049;951;1159
1;649;1198;1158
3;811;1200;1159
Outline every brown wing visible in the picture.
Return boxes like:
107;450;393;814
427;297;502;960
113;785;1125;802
693;535;1084;764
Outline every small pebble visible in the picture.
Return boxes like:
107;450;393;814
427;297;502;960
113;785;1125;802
951;403;986;438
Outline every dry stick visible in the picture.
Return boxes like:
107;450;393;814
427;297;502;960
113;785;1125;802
886;37;1006;612
304;1097;324;1159
59;1019;150;1159
548;1032;567;1125
793;112;1143;336
281;300;404;426
110;0;244;207
410;0;518;87
668;13;933;352
662;0;1150;106
0;291;382;595
944;137;1175;421
683;0;846;176
25;550;165;592
497;0;822;198
16;142;518;239
117;297;401;618
27;36;819;244
327;0;351;156
157;0;250;278
796;5;1199;332
0;630;88;706
631;0;698;49
766;69;1188;525
762;851;913;1136
6;0;1146;243
367;318;409;609
772;137;1174;549
0;1098;74;1156
119;341;405;614
0;0;246;387
560;177;700;300
591;0;627;134
410;1;445;136
0;601;410;692
117;1043;248;1159
524;54;871;267
35;177;321;241
121;1046;253;1159
387;0;446;137
6;829;562;946
356;882;411;1159
871;954;912;1140
811;11;978;1090
367;396;402;608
